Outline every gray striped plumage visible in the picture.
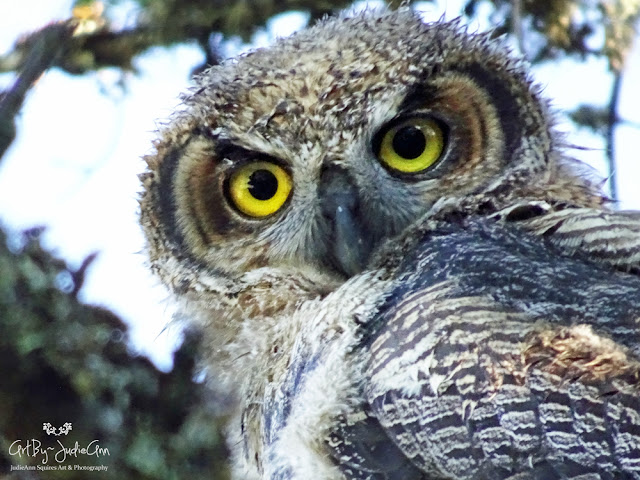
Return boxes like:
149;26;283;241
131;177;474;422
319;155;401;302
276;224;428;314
514;207;640;273
362;214;640;479
262;208;640;480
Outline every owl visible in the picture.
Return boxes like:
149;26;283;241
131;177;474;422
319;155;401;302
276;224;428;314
139;7;640;480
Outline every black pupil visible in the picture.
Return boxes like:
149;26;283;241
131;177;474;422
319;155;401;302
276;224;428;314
392;125;426;159
248;169;279;200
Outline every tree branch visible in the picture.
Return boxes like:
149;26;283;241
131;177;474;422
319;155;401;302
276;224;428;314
511;0;525;56
0;22;75;161
606;70;622;202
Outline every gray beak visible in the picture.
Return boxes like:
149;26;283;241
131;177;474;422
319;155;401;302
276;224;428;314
319;167;373;277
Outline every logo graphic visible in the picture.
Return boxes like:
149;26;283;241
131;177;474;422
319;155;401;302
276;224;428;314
42;423;73;436
8;422;109;473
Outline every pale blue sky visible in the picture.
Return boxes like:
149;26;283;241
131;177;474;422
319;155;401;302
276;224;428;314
1;0;639;369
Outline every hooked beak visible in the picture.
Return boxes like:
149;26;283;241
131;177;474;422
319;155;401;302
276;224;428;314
319;167;373;277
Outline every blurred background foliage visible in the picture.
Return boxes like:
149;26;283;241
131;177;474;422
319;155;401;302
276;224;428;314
0;0;639;478
0;227;230;479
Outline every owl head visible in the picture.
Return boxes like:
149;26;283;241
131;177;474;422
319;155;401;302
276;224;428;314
140;8;603;298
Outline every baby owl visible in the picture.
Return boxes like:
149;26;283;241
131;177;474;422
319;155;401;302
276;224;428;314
139;7;640;480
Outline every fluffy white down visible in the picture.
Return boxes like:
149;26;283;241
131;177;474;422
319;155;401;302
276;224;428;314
263;272;389;479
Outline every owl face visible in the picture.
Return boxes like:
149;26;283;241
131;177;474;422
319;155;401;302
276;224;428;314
141;10;554;285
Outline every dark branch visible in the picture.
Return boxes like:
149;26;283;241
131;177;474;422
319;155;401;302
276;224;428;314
606;70;622;202
0;22;75;161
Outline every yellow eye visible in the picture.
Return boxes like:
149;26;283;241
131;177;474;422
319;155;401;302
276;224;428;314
378;118;445;173
228;161;292;217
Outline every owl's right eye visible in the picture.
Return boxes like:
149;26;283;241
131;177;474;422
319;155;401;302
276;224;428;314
227;161;292;218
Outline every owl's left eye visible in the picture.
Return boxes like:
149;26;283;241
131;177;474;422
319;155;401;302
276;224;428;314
376;117;446;174
227;161;292;217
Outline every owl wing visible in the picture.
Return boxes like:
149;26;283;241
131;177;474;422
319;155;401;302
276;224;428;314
495;205;640;274
363;217;640;479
